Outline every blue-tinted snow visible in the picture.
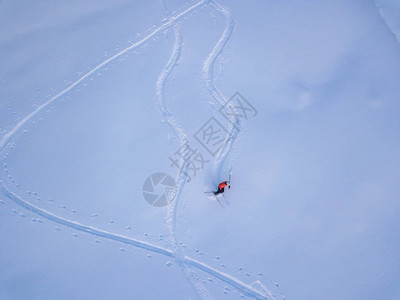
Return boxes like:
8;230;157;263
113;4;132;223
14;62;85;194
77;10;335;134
1;0;400;299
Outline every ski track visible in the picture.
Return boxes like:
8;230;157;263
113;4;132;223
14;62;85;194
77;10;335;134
0;181;271;300
0;0;274;299
202;1;276;297
156;4;212;299
0;180;173;258
202;1;235;110
202;1;242;184
371;0;400;48
0;0;208;156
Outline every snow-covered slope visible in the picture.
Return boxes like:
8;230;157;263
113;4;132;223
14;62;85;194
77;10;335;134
1;0;400;299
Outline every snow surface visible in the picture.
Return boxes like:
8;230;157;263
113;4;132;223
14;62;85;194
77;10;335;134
1;0;400;299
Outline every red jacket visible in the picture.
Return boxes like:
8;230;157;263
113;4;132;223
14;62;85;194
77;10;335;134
218;181;228;189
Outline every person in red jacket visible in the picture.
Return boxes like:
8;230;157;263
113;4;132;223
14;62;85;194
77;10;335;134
213;181;230;195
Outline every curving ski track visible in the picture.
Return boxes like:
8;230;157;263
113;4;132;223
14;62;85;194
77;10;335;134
156;4;212;299
0;181;271;299
202;1;242;185
202;1;235;110
371;0;400;48
0;0;275;299
201;1;276;296
0;0;208;156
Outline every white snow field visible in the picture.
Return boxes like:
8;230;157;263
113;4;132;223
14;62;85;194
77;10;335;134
1;0;400;299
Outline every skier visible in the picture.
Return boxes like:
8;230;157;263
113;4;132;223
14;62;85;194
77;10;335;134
213;181;230;196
